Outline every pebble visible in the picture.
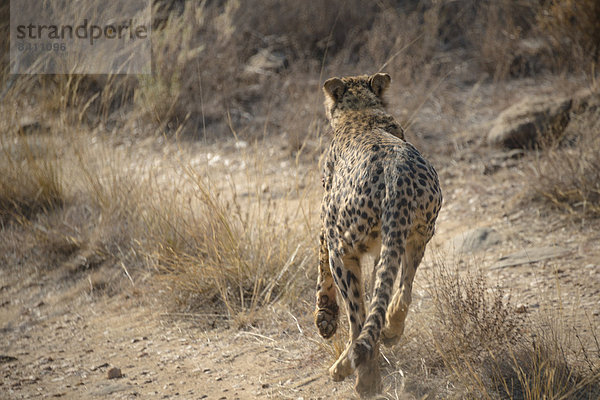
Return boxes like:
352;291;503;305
515;304;528;314
107;367;123;379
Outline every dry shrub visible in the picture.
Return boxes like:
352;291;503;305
532;110;600;216
0;5;135;129
377;260;525;398
231;0;374;63
418;0;543;79
537;0;600;69
0;130;64;222
415;260;600;399
417;0;600;78
429;263;522;369
28;75;136;129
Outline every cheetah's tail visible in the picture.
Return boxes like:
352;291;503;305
349;195;411;368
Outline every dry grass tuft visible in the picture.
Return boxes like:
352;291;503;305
0;131;64;223
491;330;600;399
144;161;315;321
531;110;600;217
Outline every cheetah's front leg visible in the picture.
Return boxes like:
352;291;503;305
315;231;339;339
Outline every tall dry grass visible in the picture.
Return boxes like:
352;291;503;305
0;112;317;315
0;131;64;223
140;153;317;321
531;108;600;217
537;0;600;70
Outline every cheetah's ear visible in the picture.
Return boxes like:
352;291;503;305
369;73;391;97
323;77;346;102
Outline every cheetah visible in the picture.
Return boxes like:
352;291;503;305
314;73;442;397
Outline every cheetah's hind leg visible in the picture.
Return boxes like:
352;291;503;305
381;239;425;347
355;343;382;398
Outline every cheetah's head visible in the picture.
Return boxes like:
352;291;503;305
322;73;391;121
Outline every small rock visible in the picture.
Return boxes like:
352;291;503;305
244;48;287;75
17;117;45;135
107;367;123;379
515;304;528;314
508;38;551;77
0;355;17;364
234;140;248;149
449;227;502;254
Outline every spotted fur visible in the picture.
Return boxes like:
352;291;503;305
314;73;442;397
